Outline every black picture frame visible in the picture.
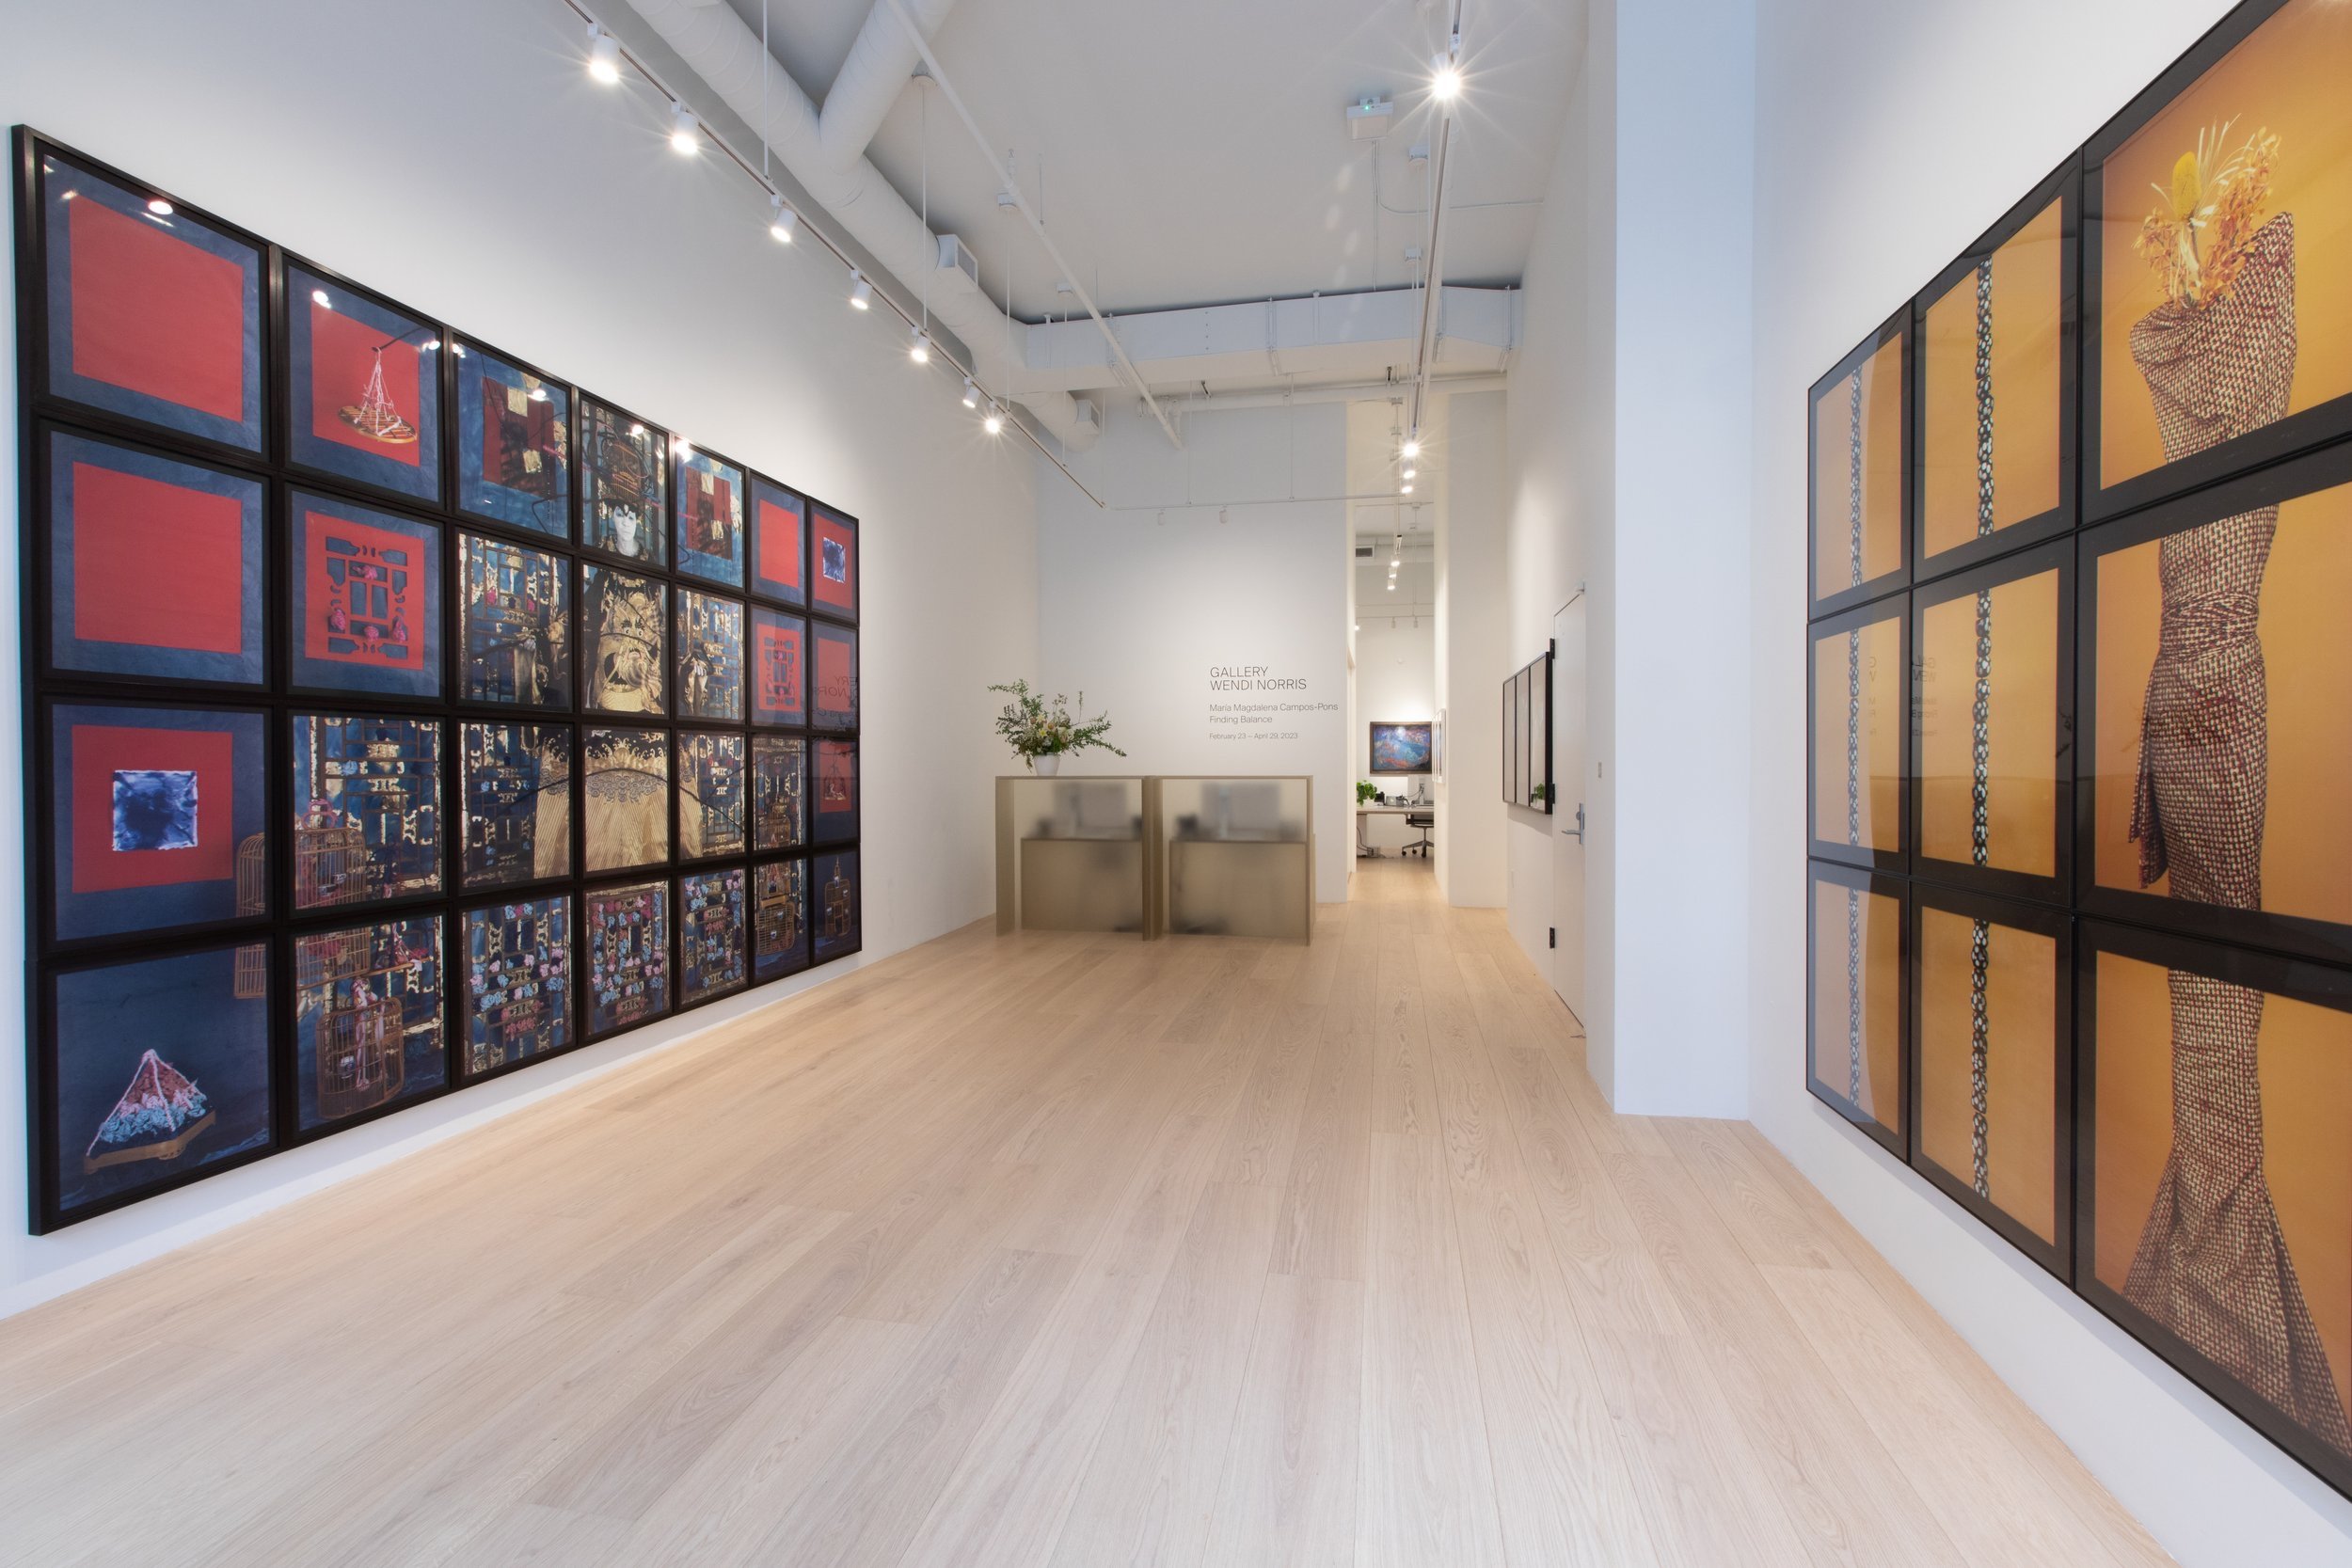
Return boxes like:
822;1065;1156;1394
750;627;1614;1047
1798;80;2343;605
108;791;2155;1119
2075;918;2352;1500
1804;857;1908;1160
2074;439;2352;967
279;252;446;509
13;128;866;1233
577;393;669;570
1806;306;1912;620
1906;882;2073;1281
2079;0;2352;525
450;334;573;543
1908;534;2074;905
807;495;860;626
1910;159;2081;587
674;443;748;591
1805;592;1911;875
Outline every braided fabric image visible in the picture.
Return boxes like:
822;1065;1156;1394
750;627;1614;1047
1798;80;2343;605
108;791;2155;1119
1917;907;2060;1246
2118;202;2352;1454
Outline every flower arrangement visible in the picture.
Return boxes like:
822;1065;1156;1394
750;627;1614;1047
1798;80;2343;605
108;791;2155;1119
2137;119;2281;309
988;679;1126;769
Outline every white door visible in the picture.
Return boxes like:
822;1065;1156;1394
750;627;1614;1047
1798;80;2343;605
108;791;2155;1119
1551;594;1587;1024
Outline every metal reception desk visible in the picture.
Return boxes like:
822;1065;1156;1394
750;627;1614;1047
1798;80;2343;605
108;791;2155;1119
994;774;1313;942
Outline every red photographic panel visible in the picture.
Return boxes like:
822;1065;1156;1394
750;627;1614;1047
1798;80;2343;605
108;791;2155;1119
813;622;856;731
752;481;805;607
72;462;246;657
306;300;423;468
300;509;429;675
752;610;805;726
71;723;236;894
68;197;246;424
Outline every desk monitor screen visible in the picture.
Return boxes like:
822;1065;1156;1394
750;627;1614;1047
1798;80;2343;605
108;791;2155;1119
1370;721;1433;775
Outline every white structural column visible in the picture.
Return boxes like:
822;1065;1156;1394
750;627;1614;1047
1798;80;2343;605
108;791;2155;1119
1586;0;1756;1115
1436;390;1506;908
630;0;1095;447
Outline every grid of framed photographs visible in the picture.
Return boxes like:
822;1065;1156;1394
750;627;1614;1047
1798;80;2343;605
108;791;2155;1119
1502;650;1552;812
12;129;866;1234
1802;0;2352;1500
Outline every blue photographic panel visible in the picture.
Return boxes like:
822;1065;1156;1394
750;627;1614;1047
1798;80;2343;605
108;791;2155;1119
754;859;809;982
40;155;264;451
455;342;569;537
458;532;571;707
55;944;274;1216
752;735;805;852
587;879;670;1036
812;620;857;732
51;703;267;942
286;263;442;502
676;589;744;722
679;867;747;1006
47;431;266;687
290;713;444;911
813;848;861;964
294;915;446;1132
461;722;572;888
462;897;574;1077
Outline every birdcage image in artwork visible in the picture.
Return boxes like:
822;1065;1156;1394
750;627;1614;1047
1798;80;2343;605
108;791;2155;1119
297;926;405;1120
232;832;270;998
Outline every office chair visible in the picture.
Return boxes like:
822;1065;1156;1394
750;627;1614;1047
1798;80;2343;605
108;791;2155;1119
1404;812;1435;857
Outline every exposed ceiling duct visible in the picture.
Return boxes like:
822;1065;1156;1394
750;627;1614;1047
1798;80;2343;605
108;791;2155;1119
628;0;1099;449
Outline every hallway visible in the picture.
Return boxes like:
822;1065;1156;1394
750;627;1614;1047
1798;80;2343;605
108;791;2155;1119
0;860;2167;1565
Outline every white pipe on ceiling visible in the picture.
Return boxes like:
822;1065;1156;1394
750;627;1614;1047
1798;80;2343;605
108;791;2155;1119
629;0;1096;448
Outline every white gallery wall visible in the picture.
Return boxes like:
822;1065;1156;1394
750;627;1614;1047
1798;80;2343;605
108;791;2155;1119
1034;403;1350;902
0;0;1039;1310
1745;0;2352;1559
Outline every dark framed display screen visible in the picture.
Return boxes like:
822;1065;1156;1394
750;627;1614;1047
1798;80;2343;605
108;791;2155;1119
12;129;866;1233
1502;650;1553;812
1799;0;2352;1502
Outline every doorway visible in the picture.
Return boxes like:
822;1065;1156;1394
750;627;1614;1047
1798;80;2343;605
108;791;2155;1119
1551;593;1587;1025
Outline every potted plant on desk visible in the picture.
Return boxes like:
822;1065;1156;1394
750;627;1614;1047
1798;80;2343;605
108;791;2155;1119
989;679;1126;777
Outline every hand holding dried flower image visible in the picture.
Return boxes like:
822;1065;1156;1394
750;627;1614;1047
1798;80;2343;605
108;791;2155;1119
2136;119;2284;309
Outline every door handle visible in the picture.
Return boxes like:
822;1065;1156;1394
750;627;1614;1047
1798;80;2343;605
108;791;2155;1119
1562;803;1585;842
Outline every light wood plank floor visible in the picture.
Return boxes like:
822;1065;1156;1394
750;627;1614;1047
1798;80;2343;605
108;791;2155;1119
0;859;2173;1566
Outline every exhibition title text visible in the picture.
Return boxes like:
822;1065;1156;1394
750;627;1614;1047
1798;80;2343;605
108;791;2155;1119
1208;664;1308;691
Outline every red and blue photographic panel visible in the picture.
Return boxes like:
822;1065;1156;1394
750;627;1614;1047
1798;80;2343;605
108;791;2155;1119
675;448;746;588
461;721;571;889
459;532;570;707
748;475;806;608
811;503;857;622
455;341;569;538
814;738;858;845
580;398;666;566
293;915;446;1132
462;897;573;1077
752;734;805;852
676;589;744;722
754;859;810;982
53;944;273;1219
679;867;747;1006
39;153;263;452
46;430;264;687
812;620;858;732
290;490;441;699
750;608;806;727
587;879;670;1037
813;848;861;964
286;263;442;503
290;713;444;911
50;703;267;942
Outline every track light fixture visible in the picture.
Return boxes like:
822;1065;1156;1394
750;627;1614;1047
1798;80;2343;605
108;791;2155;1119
1402;464;1417;480
769;195;796;244
587;24;621;84
1400;483;1413;495
961;377;979;408
909;327;930;365
669;104;700;155
849;272;872;309
1432;31;1463;101
1400;435;1421;461
982;402;1005;436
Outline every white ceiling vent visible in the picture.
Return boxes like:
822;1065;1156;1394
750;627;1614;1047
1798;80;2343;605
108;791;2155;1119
1346;98;1394;139
936;233;979;290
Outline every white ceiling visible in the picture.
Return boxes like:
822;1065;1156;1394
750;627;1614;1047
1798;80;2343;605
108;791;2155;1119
719;0;1581;323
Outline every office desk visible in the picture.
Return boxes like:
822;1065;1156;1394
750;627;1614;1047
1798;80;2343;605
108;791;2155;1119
1356;803;1427;856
